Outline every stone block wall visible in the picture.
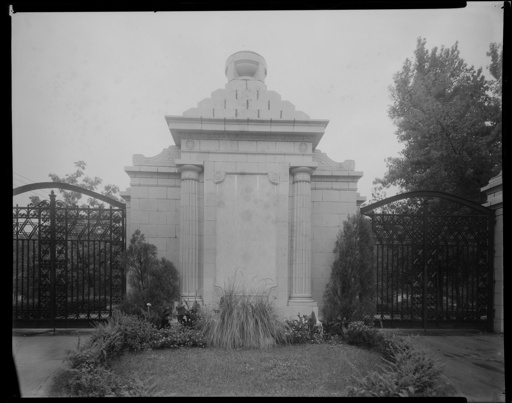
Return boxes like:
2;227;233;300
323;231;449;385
123;143;364;318
122;150;182;265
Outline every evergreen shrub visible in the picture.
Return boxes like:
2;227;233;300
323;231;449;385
322;213;376;327
343;322;445;397
119;230;180;317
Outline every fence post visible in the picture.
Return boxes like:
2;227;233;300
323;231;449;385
49;190;56;331
422;200;428;333
481;172;503;333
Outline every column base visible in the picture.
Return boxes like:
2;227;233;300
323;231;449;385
285;298;318;319
181;295;203;308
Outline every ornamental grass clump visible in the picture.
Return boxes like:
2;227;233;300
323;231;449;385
200;273;288;349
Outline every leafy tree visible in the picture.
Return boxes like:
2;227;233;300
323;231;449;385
120;230;180;315
362;181;421;214
29;160;123;207
323;214;376;325
377;38;502;204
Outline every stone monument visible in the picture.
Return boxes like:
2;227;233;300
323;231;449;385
121;51;366;318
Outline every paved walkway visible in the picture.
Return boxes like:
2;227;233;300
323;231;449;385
11;329;94;398
388;329;506;402
10;328;506;400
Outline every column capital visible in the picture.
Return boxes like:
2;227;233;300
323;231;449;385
290;166;315;183
177;164;203;181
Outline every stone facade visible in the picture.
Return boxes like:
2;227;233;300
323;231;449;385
481;171;503;333
121;51;365;318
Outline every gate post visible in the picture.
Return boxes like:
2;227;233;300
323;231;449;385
49;190;56;330
481;172;503;333
422;200;428;332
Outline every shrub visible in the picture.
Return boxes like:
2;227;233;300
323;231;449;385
150;325;207;349
65;310;204;397
120;230;180;316
322;213;376;325
345;321;385;349
345;326;445;397
67;310;158;371
283;318;323;344
199;273;288;349
66;365;151;397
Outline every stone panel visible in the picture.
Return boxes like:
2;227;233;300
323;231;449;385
215;173;279;289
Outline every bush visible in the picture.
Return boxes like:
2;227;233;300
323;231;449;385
120;230;180;316
344;324;445;397
67;310;158;371
345;321;385;349
283;319;319;345
150;326;206;349
199;273;288;349
66;365;150;397
322;213;376;325
64;310;206;397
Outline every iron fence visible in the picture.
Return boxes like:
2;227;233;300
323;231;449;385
13;190;126;328
361;192;494;331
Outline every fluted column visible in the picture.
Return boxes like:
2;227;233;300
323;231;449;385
178;164;203;302
289;166;315;302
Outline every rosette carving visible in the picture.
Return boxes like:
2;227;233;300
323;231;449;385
213;171;227;184
267;172;280;185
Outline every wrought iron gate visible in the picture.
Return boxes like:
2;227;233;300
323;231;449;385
360;191;495;331
13;184;126;328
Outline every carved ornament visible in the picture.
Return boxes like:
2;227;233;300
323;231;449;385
178;164;202;181
267;172;280;185
299;142;308;153
213;171;227;184
185;139;196;150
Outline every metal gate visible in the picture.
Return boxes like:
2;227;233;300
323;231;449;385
360;191;495;331
13;183;126;328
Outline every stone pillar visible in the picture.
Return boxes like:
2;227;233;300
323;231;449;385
178;164;203;303
481;171;503;333
289;166;316;307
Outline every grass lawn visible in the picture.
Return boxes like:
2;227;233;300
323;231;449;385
106;343;381;397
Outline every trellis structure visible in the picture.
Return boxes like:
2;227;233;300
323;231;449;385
360;191;495;332
13;183;126;328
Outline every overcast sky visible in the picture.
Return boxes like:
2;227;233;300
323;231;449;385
12;3;504;206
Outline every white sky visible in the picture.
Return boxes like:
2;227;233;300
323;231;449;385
12;3;504;205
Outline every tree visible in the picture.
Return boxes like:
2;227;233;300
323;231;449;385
377;38;502;204
29;160;123;207
322;214;376;325
120;230;180;315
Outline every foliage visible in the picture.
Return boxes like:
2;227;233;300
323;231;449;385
199;273;288;349
64;309;206;397
322;214;376;325
120;230;180;316
284;317;323;345
378;38;502;204
343;322;444;397
346;337;443;397
150;325;207;349
344;321;385;349
65;363;156;398
361;181;423;214
176;300;203;328
29;160;123;207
